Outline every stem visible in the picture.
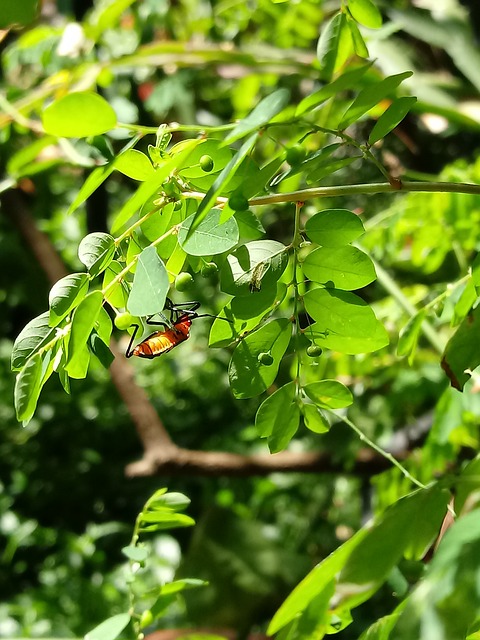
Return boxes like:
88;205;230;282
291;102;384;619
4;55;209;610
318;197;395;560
118;121;236;135
336;412;426;490
292;202;304;397
248;181;480;206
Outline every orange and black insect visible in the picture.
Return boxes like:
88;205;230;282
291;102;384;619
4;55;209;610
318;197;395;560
126;298;229;359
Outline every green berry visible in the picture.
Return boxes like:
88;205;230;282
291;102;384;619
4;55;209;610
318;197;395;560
175;272;194;291
199;154;214;172
258;352;274;365
306;344;323;357
114;312;136;331
286;145;306;166
140;610;154;629
201;261;218;277
228;193;249;212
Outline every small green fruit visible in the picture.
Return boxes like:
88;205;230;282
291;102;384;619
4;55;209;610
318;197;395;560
114;312;136;331
286;145;306;166
175;272;194;291
228;193;249;212
140;610;154;629
306;344;323;357
201;261;218;277
199;154;214;172
258;352;274;365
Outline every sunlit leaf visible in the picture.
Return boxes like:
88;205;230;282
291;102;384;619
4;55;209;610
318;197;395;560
42;92;117;138
302;246;376;290
303;380;353;409
85;613;131;640
220;240;288;296
115;149;155;181
441;305;480;391
11;312;55;371
304;288;389;354
224;88;290;144
78;232;116;277
49;273;90;327
14;353;43;423
255;382;300;453
338;72;413;130
65;291;103;375
347;0;382;29
302;404;330;434
397;310;425;359
305;209;365;246
368;97;417;145
347;18;369;58
178;208;239;256
127;246;169;316
317;12;353;81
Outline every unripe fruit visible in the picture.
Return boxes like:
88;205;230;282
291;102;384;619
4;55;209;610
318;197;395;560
175;272;194;291
258;352;274;365
140;610;153;629
201;261;218;277
306;344;323;357
286;145;306;166
228;193;249;212
114;312;136;331
199;154;214;172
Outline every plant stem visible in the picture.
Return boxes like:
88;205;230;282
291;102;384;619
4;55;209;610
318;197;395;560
248;180;480;206
337;412;426;490
292;202;304;398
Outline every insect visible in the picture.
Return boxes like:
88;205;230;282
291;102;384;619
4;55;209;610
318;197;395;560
125;298;230;359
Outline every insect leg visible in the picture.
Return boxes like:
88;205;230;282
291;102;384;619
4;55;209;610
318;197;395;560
125;324;141;358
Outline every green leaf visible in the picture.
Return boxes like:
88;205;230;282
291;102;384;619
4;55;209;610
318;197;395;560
148;491;191;511
305;209;365;246
121;545;149;562
0;0;38;28
317;12;353;81
391;509;480;640
67;135;140;215
296;62;373;116
358;613;400;640
14;353;43;422
255;382;300;453
303;380;353;409
229;318;292;399
347;0;382;29
114;149;155;181
302;404;330;434
85;613;131;640
159;578;207;595
268;528;369;634
441;305;480;391
78;232;115;277
11;311;55;371
103;261;129;308
224;88;290;144
139;512;195;531
220;240;288;297
347;17;369;58
48;274;90;327
368;97;417;145
65;291;104;375
304;288;389;354
87;0;136;38
397;310;425;359
271;144;343;186
302;246;376;290
89;331;114;368
178;208;239;256
209;284;285;348
127;246;169;316
111;141;199;233
306;155;361;184
42;92;117;138
189;134;258;235
338;72;413;130
452;278;478;326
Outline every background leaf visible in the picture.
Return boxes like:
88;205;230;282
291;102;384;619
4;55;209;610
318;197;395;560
42;92;117;138
224;88;290;144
